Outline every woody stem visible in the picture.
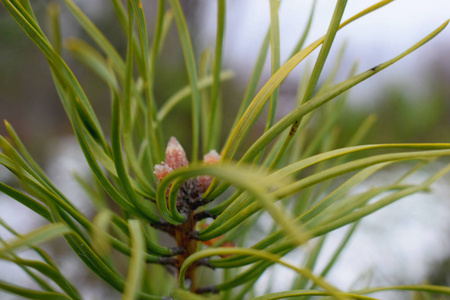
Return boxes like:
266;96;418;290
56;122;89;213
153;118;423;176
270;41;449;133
174;210;198;291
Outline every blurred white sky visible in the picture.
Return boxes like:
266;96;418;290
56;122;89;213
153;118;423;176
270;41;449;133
198;0;450;107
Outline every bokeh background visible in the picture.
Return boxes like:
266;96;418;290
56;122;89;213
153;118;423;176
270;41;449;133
1;0;450;299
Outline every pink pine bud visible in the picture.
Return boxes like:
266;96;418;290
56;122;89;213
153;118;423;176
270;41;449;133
153;162;173;181
197;176;212;193
198;150;221;193
165;137;188;170
203;150;221;164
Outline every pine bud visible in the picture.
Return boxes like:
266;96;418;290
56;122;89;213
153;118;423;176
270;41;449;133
203;150;220;164
198;150;221;193
153;162;173;181
165;137;189;170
